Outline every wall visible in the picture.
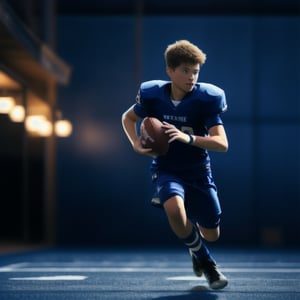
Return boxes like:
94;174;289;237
56;15;300;247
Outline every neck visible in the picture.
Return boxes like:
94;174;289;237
170;86;185;101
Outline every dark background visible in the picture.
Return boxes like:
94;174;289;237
55;2;300;247
1;0;300;248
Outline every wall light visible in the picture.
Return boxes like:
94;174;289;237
38;119;53;137
25;115;46;131
55;119;72;137
0;96;15;113
9;105;25;122
25;115;53;137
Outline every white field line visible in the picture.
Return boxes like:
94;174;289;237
9;275;87;281
1;262;300;273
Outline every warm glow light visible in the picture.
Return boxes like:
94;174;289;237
55;119;72;137
9;105;25;122
0;96;15;113
38;119;53;137
26;115;46;132
25;115;52;136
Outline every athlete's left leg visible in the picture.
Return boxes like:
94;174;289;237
163;194;193;238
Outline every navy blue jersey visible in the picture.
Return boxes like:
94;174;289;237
133;80;227;177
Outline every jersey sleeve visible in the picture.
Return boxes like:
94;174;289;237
133;88;146;118
203;83;227;115
205;114;224;129
197;83;227;128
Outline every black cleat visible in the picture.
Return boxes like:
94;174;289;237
190;250;203;277
190;252;228;289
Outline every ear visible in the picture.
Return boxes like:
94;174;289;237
166;66;173;77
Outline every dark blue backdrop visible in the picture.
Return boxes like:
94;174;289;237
56;15;300;247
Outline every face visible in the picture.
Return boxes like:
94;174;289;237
166;63;200;97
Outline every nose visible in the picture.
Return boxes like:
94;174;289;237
189;73;196;81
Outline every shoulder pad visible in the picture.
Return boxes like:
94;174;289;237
196;82;227;114
140;80;169;98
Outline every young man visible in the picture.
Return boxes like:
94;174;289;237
121;40;229;289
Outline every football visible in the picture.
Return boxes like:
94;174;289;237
140;117;169;156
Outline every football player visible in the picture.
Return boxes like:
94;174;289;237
121;40;229;289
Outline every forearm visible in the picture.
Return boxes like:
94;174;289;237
191;134;228;152
122;107;155;157
121;114;139;147
163;122;228;153
191;124;228;152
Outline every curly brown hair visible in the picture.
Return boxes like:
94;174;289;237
164;40;207;69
